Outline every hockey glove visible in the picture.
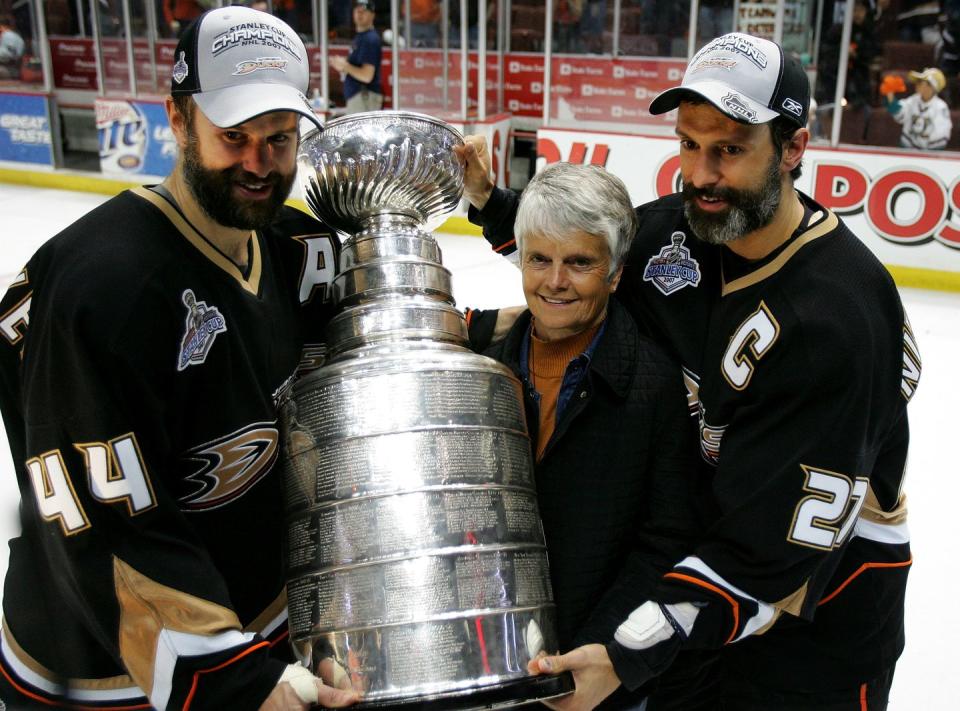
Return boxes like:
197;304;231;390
606;601;700;691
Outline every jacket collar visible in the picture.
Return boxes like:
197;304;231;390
499;299;637;399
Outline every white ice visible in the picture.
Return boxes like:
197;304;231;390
0;183;954;708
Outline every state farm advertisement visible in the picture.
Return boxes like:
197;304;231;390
49;36;175;95
547;56;685;128
537;128;960;274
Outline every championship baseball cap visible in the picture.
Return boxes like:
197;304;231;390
909;67;946;93
354;0;375;11
170;6;322;130
650;33;810;129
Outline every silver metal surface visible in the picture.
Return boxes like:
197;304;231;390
286;112;566;708
333;258;454;307
298;111;465;235
325;300;468;355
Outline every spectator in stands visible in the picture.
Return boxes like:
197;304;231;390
0;12;24;79
885;66;954;148
449;0;495;49
896;0;941;44
579;0;606;54
407;0;440;47
696;0;734;50
816;0;880;109
939;0;960;92
330;0;382;113
554;0;583;53
162;0;208;38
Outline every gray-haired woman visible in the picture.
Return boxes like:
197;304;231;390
475;162;707;710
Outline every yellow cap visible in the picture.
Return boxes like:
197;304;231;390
908;67;946;93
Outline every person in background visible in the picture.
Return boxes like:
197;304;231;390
816;0;880;111
896;0;941;43
472;162;706;709
695;0;734;50
409;0;441;47
0;12;24;79
884;66;954;149
554;0;583;53
162;0;207;38
330;0;383;114
0;7;358;710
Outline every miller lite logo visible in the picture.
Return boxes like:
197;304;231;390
177;289;227;371
642;232;701;295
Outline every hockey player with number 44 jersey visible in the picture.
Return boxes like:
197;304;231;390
0;7;355;711
461;32;919;711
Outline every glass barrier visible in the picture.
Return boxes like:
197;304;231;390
0;0;45;88
7;0;960;169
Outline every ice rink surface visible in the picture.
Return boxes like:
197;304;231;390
0;183;955;708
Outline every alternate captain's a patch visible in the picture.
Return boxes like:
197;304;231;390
642;232;702;295
177;289;227;371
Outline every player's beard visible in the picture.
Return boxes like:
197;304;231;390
682;152;783;246
182;132;295;231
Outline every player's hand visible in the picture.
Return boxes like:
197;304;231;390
329;56;347;72
453;135;495;210
259;663;360;710
526;644;620;711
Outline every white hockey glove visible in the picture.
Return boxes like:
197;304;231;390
614;601;700;650
607;601;701;691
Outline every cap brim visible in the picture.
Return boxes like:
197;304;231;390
650;81;779;125
194;83;323;131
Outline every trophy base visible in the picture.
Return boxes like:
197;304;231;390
354;673;575;710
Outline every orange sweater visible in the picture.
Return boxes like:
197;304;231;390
528;322;600;461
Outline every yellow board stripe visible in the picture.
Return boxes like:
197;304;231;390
886;264;960;292
2;167;955;290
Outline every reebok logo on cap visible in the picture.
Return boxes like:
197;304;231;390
171;6;323;131
649;32;810;129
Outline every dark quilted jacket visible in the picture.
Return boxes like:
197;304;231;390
483;299;710;708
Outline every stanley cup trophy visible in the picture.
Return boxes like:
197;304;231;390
280;111;573;708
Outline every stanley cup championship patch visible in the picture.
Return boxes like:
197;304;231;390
177;289;227;371
642;232;702;295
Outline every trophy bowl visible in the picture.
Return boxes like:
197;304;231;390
298;111;465;236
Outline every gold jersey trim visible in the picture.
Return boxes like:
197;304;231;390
129;187;262;296
113;556;242;697
721;209;840;297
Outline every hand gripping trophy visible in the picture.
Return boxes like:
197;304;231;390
281;111;572;709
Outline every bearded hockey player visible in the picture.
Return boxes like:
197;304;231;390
460;32;919;711
0;7;356;710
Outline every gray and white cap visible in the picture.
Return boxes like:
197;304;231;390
650;33;810;129
170;6;322;130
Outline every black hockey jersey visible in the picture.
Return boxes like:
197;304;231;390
470;188;918;694
0;188;339;709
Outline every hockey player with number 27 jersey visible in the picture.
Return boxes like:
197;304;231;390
464;32;919;710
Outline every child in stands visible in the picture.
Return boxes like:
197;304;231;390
883;67;953;149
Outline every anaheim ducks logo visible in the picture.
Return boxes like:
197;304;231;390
233;56;288;75
180;422;279;510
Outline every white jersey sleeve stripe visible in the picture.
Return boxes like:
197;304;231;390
151;628;256;710
854;517;910;545
673;556;777;643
